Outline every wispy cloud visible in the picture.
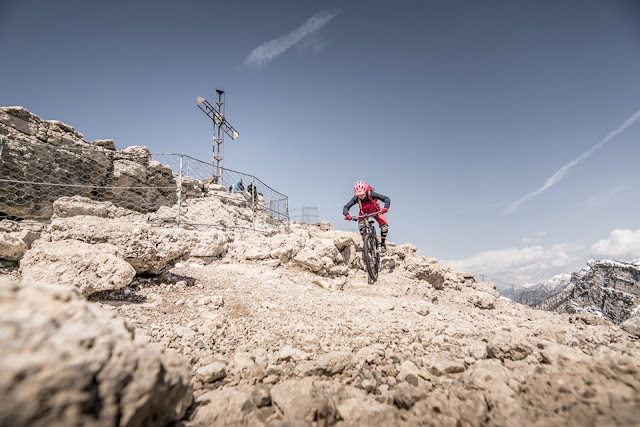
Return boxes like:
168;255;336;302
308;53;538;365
244;9;339;66
521;231;547;243
504;110;640;213
584;186;625;208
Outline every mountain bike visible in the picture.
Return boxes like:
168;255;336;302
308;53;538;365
350;212;381;284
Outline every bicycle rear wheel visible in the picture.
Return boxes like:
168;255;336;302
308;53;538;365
362;232;379;282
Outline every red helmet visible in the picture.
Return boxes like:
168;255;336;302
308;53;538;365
354;181;367;196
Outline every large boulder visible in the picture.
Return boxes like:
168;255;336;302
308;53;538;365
404;255;448;287
0;279;192;426
292;237;342;275
53;195;118;219
621;316;640;338
47;215;191;275
19;239;135;295
109;146;177;211
188;388;261;426
487;331;535;361
269;378;400;425
0;219;42;261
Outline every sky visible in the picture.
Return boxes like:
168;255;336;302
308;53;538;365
1;0;640;288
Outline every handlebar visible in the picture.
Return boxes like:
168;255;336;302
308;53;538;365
348;211;382;221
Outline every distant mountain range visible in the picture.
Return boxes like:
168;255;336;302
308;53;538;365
500;259;640;324
499;273;571;306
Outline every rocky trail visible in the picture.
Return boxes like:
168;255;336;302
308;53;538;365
94;254;640;426
2;188;640;427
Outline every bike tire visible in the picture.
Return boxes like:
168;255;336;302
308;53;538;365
362;232;379;282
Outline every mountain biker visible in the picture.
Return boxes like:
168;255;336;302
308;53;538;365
343;181;391;253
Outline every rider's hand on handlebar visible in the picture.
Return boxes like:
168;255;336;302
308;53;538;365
344;214;352;221
380;207;388;214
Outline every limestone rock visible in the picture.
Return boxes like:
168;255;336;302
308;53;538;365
188;388;260;426
3;110;640;426
53;195;112;218
338;395;400;424
462;360;525;425
0;279;192;427
19;239;135;295
429;357;467;376
277;345;311;362
0;220;42;261
0;108;177;219
293;237;342;275
470;293;496;310
620;316;640;338
185;229;228;259
487;332;535;362
404;255;448;287
47;215;190;275
297;351;352;376
270;378;341;424
195;362;227;383
392;383;427;409
91;139;116;150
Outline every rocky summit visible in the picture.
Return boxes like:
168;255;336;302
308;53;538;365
1;109;640;426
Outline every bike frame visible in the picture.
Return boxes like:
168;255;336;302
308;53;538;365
349;211;382;283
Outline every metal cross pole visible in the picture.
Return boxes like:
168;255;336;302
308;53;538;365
196;90;239;186
176;155;184;227
213;89;225;180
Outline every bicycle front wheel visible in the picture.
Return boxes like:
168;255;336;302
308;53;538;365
362;232;379;282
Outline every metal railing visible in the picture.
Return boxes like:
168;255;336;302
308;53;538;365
152;153;289;231
290;206;320;224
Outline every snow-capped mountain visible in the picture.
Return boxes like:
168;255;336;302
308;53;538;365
534;259;640;324
498;273;571;306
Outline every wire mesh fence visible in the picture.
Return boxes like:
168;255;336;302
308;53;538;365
0;137;176;220
152;153;289;229
290;206;320;224
0;137;289;233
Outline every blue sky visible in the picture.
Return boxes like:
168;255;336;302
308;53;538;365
2;0;640;286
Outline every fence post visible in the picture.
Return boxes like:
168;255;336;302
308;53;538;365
286;197;290;233
176;155;184;227
251;176;256;231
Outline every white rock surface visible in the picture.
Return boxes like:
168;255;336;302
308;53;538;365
19;239;135;295
0;279;192;426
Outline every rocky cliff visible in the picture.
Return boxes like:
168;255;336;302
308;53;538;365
0;106;177;219
534;259;640;325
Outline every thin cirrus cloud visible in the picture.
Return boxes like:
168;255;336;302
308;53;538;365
244;9;340;66
521;231;547;243
504;109;640;214
584;186;625;208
